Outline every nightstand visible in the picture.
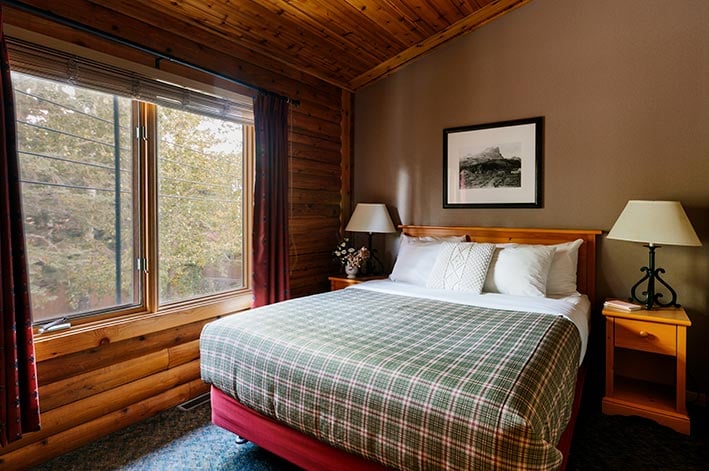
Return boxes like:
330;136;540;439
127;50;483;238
328;275;387;291
602;304;691;434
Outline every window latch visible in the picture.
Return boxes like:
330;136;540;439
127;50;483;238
135;125;147;141
38;317;71;334
136;257;149;274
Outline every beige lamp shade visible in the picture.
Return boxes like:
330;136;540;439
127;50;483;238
345;203;396;234
607;200;701;247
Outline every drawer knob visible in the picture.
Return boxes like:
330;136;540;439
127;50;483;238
638;330;649;338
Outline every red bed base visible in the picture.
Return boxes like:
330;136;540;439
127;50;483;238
210;365;585;471
210;386;391;470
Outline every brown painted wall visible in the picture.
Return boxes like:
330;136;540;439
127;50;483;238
354;0;709;392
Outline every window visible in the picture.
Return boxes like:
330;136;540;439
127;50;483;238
157;107;245;304
14;73;138;321
9;37;253;324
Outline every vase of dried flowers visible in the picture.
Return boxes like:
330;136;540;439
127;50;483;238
344;263;359;279
334;239;370;279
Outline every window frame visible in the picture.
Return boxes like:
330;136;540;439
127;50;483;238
7;31;254;332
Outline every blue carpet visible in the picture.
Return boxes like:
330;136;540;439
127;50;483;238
32;403;298;471
32;392;708;470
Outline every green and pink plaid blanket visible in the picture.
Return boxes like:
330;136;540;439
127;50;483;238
201;288;580;470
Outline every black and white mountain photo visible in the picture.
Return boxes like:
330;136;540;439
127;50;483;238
458;144;521;189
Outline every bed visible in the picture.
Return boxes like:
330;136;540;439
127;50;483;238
201;225;601;470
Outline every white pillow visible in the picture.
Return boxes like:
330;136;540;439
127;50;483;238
483;244;556;297
547;239;584;296
427;242;496;293
390;237;448;286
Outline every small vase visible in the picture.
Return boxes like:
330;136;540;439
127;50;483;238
345;264;358;279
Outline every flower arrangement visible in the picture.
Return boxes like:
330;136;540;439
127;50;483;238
345;246;370;269
334;239;370;269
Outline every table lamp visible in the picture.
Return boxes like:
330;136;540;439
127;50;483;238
345;203;396;275
607;200;701;310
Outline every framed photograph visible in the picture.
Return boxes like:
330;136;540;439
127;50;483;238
443;117;543;208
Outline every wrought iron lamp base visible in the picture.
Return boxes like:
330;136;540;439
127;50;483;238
629;244;680;310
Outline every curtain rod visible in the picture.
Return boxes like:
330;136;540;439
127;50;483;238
1;0;299;106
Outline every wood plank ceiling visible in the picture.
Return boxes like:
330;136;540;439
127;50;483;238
85;0;532;91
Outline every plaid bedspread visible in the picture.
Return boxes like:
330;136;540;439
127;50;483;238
200;289;581;471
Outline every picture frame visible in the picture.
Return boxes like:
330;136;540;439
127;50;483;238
443;117;543;208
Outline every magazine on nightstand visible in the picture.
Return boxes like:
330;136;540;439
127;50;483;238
603;299;642;311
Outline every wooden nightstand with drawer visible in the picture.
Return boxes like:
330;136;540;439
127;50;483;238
602;304;691;434
328;275;387;291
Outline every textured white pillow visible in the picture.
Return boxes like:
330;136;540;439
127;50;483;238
483;244;556;297
390;237;448;286
427;242;496;293
547;239;584;296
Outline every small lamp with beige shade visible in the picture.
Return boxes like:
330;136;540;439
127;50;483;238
607;200;702;310
345;203;396;275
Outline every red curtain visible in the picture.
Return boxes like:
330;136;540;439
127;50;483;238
252;93;290;307
0;10;41;446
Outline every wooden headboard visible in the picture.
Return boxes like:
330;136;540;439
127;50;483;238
400;225;602;303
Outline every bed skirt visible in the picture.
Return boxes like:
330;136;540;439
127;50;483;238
210;385;392;470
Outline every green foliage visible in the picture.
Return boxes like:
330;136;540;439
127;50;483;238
157;107;244;304
13;72;245;321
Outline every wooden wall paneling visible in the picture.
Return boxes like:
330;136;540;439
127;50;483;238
38;339;202;413
290;173;342;192
289;218;342;235
38;349;169;412
291;142;341;165
340;89;354;235
167;339;201;368
289;277;330;298
291;158;342;178
0;378;207;470
291;110;343;140
0;360;201;456
289;235;340;258
289;252;338;274
289;271;337;291
36;319;207;385
290;131;342;153
291;188;342;206
290;203;340;219
2;1;345;465
290;282;330;299
288;213;343;293
292;100;342;125
291;121;340;144
289;256;340;292
46;360;200;429
286;85;345;298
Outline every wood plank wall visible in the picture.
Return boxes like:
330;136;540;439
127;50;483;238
1;3;346;468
